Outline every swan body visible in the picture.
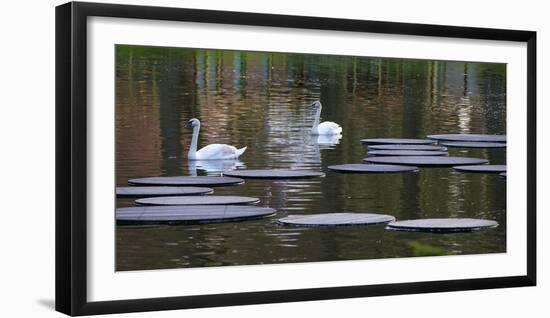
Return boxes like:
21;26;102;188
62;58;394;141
193;144;247;160
310;101;342;135
314;121;342;135
186;118;247;160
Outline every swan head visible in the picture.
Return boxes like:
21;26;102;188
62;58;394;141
185;118;201;128
309;101;322;109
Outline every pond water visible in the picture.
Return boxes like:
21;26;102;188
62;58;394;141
115;45;506;271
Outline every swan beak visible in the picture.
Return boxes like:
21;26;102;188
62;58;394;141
185;121;192;128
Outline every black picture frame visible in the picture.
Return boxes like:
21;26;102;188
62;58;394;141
55;1;537;316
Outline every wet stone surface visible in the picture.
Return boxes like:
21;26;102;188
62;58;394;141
453;165;506;173
135;195;260;206
367;144;447;151
116;186;213;197
223;169;325;179
427;134;506;143
116;205;276;225
328;164;418;173
128;176;244;187
387;218;499;233
367;150;448;156
278;213;396;227
364;156;489;167
360;138;435;145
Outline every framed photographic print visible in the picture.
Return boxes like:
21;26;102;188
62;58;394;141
55;1;536;316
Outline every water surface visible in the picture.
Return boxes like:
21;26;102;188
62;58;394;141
115;45;506;271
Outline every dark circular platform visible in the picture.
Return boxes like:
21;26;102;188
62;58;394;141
116;205;276;225
135;195;260;206
386;218;498;233
128;176;244;187
368;150;448;156
116;186;213;197
328;164;418;173
368;144;447;151
363;156;488;167
440;141;506;148
427;134;506;143
277;213;395;227
222;169;325;179
360;138;435;145
452;165;506;173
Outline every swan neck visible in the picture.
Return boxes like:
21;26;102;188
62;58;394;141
188;124;200;159
312;106;322;131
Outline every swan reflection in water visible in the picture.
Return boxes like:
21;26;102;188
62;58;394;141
187;159;246;176
310;133;342;149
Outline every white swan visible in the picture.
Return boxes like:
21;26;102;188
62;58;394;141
186;118;247;160
309;101;342;135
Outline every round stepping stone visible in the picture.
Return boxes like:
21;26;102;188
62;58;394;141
500;172;507;178
386;218;498;233
363;156;488;167
116;186;213;197
427;134;506;143
368;150;449;156
116;205;276;225
135;195;260;206
328;164;418;173
453;165;506;173
223;169;325;179
128;176;244;187
368;144;447;151
440;141;506;148
277;213;395;227
360;138;435;145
